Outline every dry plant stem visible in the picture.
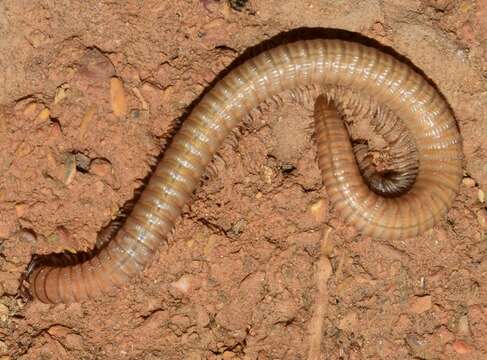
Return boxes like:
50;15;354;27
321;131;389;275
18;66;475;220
29;39;463;304
307;226;333;360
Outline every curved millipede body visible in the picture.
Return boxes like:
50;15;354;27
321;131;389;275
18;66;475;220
351;106;420;197
28;39;463;304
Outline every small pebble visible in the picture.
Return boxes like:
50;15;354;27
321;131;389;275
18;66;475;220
462;177;476;188
48;325;71;338
14;142;33;159
75;152;91;172
231;218;246;236
309;199;327;223
54;84;69;104
130;109;141;119
0;303;9;322
170;275;192;295
26;28;50;48
0;272;19;295
405;334;427;352
195;305;210;328
37;107;50;120
170;314;191;329
110;77;128;117
222;0;232;17
223;351;236;359
34;108;51;126
261;166;274;184
140;310;169;331
78;48;115;80
435;326;454;344
410;295;432;314
15;203;28;218
478;189;485;203
452;339;472;354
63;153;77;185
46;150;80;186
78;106;97;140
476;210;487;230
64;333;83;350
427;0;454;11
17;229;37;243
22;102;42;120
90;158;112;178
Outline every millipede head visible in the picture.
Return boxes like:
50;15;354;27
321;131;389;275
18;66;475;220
18;254;45;302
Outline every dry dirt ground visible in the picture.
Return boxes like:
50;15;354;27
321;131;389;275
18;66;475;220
1;0;487;359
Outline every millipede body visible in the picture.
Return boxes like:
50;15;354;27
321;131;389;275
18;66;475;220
28;39;463;304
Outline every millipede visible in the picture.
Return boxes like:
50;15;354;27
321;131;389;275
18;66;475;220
27;39;463;304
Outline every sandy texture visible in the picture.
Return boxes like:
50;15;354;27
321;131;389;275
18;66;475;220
1;0;486;358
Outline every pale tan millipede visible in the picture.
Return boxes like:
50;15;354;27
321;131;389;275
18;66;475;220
27;39;463;304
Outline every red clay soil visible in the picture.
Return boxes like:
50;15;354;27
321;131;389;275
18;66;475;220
1;0;487;359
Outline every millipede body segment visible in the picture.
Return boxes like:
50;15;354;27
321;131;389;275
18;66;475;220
28;39;463;304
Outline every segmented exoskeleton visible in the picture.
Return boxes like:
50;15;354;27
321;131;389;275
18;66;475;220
28;40;463;304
